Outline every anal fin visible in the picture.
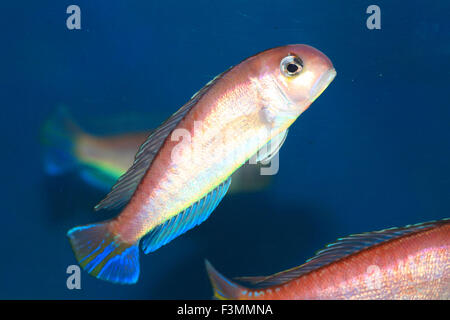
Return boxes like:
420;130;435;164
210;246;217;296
141;177;232;254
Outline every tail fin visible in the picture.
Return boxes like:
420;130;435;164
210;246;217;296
67;221;140;284
41;107;82;175
205;260;246;300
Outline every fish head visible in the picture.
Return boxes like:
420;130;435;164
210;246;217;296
250;44;336;125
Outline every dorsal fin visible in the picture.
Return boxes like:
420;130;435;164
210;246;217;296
241;219;449;289
233;276;268;285
94;70;230;211
141;177;232;253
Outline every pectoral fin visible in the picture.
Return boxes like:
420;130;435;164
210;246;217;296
254;129;288;164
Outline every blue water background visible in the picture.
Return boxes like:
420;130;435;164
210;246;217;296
1;1;449;298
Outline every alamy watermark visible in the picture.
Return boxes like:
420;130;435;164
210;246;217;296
170;120;280;176
66;5;81;30
365;265;383;290
66;265;81;289
366;5;381;30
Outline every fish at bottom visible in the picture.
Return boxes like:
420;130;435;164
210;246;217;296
206;219;449;300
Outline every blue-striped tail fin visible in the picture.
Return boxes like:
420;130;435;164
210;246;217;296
67;221;140;284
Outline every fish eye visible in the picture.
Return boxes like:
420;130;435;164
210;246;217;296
280;55;303;77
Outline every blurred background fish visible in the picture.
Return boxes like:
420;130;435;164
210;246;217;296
206;219;450;300
40;107;273;194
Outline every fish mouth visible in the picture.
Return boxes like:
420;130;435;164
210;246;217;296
309;68;336;102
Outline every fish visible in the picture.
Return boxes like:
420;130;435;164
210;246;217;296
67;44;336;284
206;219;450;300
41;108;273;194
41;108;149;190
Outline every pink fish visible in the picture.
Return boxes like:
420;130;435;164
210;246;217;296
67;45;336;284
206;219;450;299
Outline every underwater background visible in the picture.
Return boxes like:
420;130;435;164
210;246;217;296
1;0;449;299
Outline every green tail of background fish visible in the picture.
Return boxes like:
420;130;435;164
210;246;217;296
41;107;81;175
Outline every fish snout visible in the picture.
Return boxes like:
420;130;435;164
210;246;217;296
309;68;336;102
